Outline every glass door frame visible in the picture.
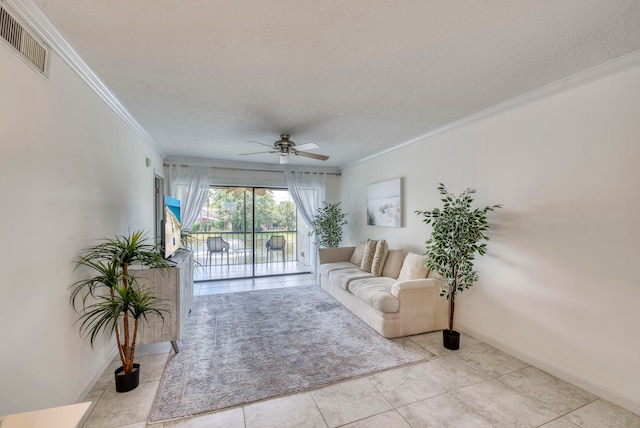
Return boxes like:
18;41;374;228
192;185;310;281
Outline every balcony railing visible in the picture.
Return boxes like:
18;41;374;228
185;230;299;267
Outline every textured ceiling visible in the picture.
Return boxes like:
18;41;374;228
33;1;640;168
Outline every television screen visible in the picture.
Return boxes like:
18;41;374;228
164;196;181;259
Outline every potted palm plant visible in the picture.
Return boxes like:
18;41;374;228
309;201;348;248
70;230;169;392
416;184;501;350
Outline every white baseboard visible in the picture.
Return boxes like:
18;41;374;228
75;346;118;403
457;323;640;416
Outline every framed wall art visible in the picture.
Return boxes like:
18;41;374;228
367;177;402;227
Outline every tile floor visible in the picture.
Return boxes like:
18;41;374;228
80;274;640;428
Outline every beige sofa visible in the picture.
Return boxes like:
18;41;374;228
318;240;448;338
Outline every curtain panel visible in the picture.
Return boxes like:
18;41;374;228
168;165;210;232
284;169;326;272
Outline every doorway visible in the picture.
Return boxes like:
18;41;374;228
189;186;311;281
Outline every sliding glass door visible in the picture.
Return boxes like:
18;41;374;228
190;186;311;281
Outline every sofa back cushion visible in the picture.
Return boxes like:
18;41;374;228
427;269;445;280
370;239;389;276
349;241;366;266
381;249;405;279
397;252;430;281
359;239;377;272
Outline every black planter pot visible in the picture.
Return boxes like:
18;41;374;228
442;329;461;350
114;363;140;393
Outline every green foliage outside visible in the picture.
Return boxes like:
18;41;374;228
192;188;297;233
415;183;501;333
309;202;348;248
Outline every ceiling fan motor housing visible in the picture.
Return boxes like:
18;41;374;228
275;134;295;152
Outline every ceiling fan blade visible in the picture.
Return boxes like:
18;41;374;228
248;140;276;149
239;150;278;156
294;142;319;151
295;151;329;161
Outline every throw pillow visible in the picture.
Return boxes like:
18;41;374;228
350;241;366;266
370;239;389;276
381;249;405;279
359;239;377;273
397;252;430;281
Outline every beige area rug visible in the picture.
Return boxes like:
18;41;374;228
149;285;431;423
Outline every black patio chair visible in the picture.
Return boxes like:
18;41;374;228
207;236;230;266
266;235;286;263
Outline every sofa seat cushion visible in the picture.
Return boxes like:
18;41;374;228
318;261;358;278
328;268;375;290
348;277;399;313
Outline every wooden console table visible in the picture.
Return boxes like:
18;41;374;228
133;249;193;353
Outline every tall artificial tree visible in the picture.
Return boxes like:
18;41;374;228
70;231;169;377
415;184;501;334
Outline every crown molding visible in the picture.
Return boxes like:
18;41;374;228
345;49;640;169
164;157;342;175
6;0;165;157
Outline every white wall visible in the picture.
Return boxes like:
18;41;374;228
0;45;163;413
340;64;640;413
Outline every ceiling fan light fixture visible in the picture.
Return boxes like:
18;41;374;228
280;153;289;164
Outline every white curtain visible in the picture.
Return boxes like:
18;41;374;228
168;165;210;232
284;169;326;272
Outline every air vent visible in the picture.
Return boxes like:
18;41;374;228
0;5;48;76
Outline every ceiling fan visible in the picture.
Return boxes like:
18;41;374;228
240;134;329;164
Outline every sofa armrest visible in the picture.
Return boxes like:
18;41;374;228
390;277;449;333
391;278;443;298
318;247;356;265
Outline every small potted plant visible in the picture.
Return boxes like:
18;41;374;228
70;230;169;392
416;184;501;350
309;201;348;248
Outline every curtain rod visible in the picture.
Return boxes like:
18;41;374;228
162;163;341;176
